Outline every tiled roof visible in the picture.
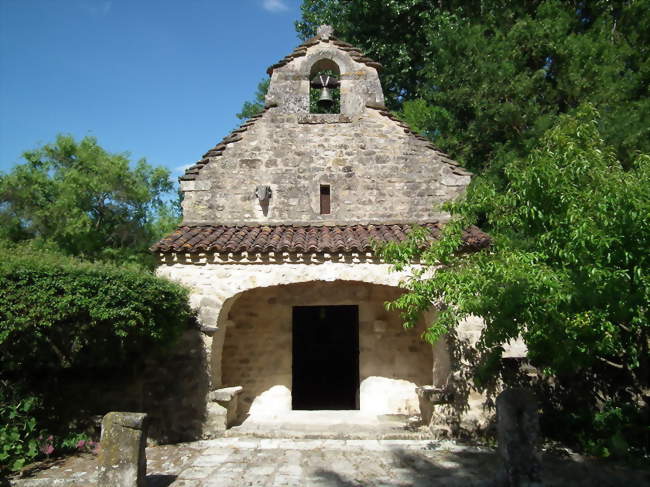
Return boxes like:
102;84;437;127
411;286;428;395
151;223;490;254
266;36;383;76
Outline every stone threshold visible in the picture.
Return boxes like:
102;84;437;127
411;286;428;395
223;411;432;440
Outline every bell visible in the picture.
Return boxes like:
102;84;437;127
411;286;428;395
318;87;333;108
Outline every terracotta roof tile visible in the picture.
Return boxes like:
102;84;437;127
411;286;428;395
151;223;490;254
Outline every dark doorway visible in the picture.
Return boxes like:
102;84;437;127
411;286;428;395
292;305;359;410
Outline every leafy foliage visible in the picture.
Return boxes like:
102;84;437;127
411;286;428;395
0;246;192;473
0;389;42;472
379;106;649;454
0;134;180;267
0;247;191;374
297;0;438;109
236;78;270;120
297;0;650;172
297;0;650;455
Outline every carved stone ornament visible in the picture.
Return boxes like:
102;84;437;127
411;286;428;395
317;24;334;40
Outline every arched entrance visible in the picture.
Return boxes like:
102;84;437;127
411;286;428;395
217;280;433;423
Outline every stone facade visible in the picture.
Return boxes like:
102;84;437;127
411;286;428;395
156;257;422;391
153;26;511;439
180;106;469;226
155;257;517;436
179;29;470;226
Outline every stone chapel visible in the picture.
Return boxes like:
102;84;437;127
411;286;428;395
152;26;496;437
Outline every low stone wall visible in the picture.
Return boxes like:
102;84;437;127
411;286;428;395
43;328;210;445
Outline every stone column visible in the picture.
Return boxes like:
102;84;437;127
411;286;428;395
496;389;542;487
98;412;148;487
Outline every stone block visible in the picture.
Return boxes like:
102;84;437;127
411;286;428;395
207;385;243;403
203;386;244;437
203;402;229;437
97;412;148;487
496;388;542;487
181;180;212;192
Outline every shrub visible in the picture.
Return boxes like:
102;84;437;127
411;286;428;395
0;246;192;473
0;387;43;472
0;247;191;374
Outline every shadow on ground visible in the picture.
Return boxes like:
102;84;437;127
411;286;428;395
313;448;498;487
312;446;650;487
147;474;177;487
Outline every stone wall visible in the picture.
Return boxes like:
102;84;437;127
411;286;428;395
180;37;470;226
156;256;527;436
221;281;432;422
181;108;468;226
50;328;209;445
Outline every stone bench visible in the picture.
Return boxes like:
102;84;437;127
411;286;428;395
203;386;243;438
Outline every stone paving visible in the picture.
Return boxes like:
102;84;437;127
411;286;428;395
7;437;650;487
162;438;496;487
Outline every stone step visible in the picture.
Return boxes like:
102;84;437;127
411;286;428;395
223;428;433;440
222;411;433;440
224;423;432;440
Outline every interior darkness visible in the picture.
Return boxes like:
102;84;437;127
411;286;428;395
292;305;359;410
320;184;331;214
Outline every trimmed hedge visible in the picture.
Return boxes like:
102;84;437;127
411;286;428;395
0;249;191;373
0;247;192;472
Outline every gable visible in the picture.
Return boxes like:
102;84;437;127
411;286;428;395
177;26;472;227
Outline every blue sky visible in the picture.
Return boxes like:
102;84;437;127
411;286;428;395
0;0;302;177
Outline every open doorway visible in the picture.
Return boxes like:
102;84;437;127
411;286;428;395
292;305;359;410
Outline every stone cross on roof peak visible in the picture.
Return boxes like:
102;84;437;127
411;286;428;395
317;25;334;40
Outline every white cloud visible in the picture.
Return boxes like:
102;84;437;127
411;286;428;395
262;0;289;13
79;0;112;16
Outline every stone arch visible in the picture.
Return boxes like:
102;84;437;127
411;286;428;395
299;49;357;78
309;57;341;77
206;264;412;390
214;266;408;328
211;278;442;423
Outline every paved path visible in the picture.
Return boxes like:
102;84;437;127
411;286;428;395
8;438;650;486
150;438;648;487
160;438;496;487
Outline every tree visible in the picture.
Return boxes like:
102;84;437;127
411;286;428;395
236;78;270;120
0;134;180;266
297;0;650;172
379;106;649;455
295;0;650;455
297;0;438;108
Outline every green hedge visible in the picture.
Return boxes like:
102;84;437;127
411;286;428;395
0;247;192;473
0;249;191;373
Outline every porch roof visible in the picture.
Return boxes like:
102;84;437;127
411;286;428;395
150;223;490;254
